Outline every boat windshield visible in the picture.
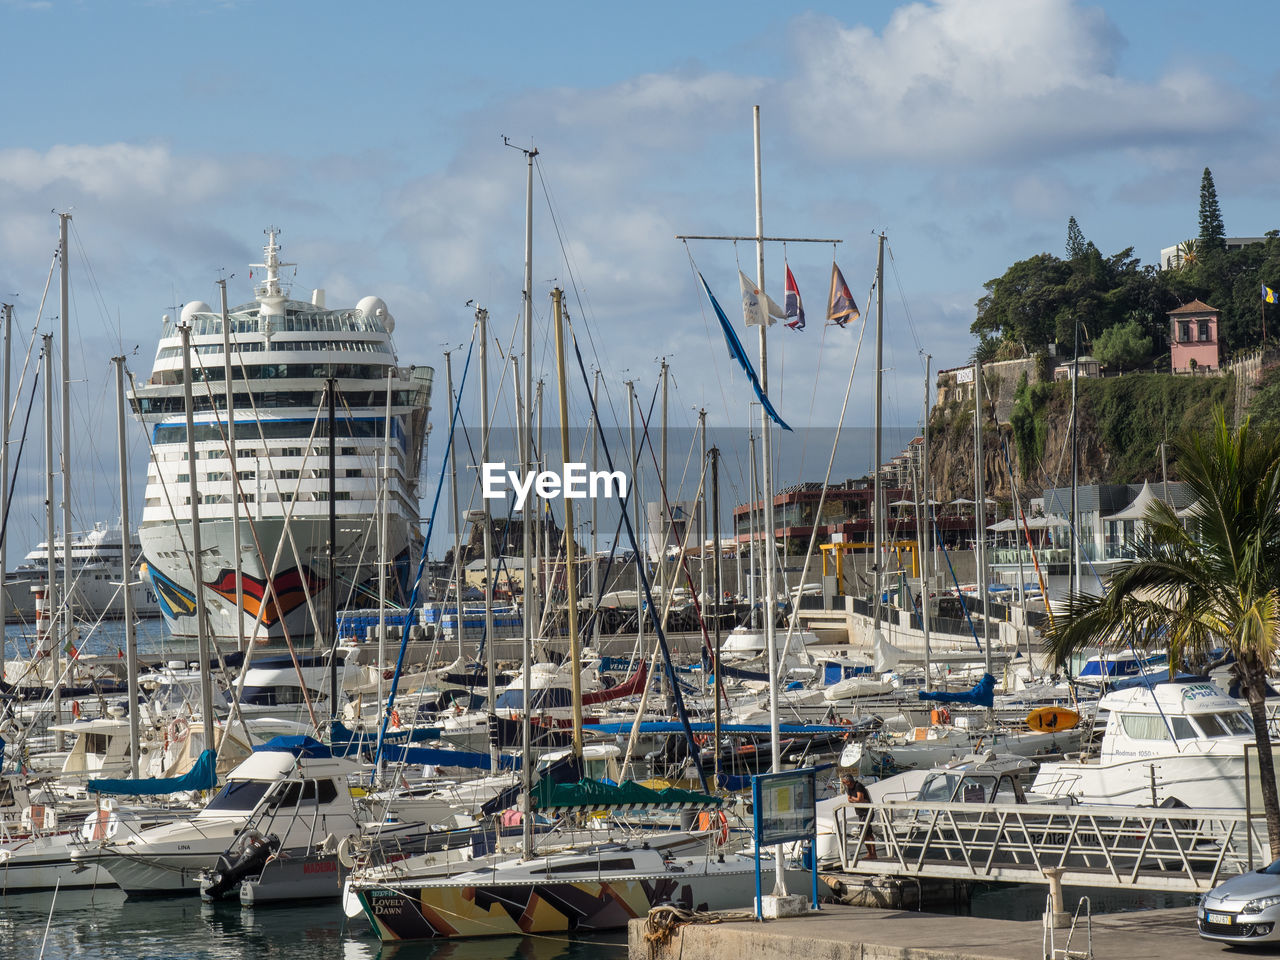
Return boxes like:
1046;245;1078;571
1193;713;1253;737
918;773;961;802
1263;858;1280;875
204;779;273;813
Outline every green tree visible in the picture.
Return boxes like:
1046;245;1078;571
1045;412;1280;857
1093;318;1153;370
1199;167;1226;252
1066;216;1087;260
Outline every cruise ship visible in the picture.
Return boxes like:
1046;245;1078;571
129;230;433;643
3;522;159;623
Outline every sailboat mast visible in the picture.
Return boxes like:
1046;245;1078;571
590;370;601;648
660;358;669;556
752;104;785;896
552;289;583;755
478;306;498;773
217;280;245;651
873;234;885;642
113;356;140;778
43;335;61;749
920;354;932;690
974;355;991;677
627;380;643;648
379;366;393;756
520;145;537;860
180;322;216;748
59;213;73;663
698;408;707;603
0;303;9;684
445;352;463;662
710;445;723;787
327;378;339;720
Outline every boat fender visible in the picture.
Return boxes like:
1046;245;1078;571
168;716;190;743
337;834;360;868
71;700;82;720
204;831;280;900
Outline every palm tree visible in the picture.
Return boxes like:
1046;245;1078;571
1045;411;1280;857
1175;238;1200;270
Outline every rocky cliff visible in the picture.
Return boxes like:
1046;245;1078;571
927;370;1235;504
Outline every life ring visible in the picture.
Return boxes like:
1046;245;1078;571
698;810;729;844
693;734;709;747
390;709;402;729
168;716;190;743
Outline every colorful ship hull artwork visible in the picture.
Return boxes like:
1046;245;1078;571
128;228;433;642
146;562;326;629
358;875;719;941
203;566;326;627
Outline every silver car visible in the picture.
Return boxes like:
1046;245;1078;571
1199;858;1280;945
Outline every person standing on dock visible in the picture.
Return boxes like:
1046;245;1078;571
841;772;878;860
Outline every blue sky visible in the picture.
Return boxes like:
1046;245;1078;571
0;0;1275;554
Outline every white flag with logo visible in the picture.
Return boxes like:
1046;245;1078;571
739;270;785;327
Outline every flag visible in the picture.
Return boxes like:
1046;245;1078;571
64;637;78;660
699;273;792;431
1264;284;1279;304
827;263;860;327
784;262;805;330
739;270;786;327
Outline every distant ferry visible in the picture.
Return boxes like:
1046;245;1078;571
129;230;433;642
3;522;159;623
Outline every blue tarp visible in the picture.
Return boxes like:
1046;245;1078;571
327;720;440;757
917;673;996;708
88;748;217;795
381;744;522;771
251;735;333;758
588;721;851;735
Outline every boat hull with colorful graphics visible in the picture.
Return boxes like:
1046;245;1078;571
351;836;787;941
129;229;432;643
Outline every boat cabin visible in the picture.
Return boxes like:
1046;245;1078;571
1096;680;1253;762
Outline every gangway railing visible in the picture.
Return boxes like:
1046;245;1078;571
829;800;1265;893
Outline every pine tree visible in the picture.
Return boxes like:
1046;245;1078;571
1066;216;1087;260
1199;167;1226;251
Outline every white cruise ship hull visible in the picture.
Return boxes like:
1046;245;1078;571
139;516;410;643
3;570;158;624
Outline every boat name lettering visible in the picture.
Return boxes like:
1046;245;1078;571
303;861;337;874
1182;684;1221;701
482;462;627;510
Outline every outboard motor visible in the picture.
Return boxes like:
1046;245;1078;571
201;831;281;900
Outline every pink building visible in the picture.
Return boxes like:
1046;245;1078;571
1169;299;1220;373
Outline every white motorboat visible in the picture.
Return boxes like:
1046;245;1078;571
72;739;365;896
1030;679;1260;808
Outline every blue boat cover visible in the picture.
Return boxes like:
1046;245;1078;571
381;744;522;771
251;735;333;757
327;720;440;756
917;673;995;708
88;748;217;795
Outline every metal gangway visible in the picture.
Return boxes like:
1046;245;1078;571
828;800;1268;893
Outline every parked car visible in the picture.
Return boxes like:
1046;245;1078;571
1199;858;1280;945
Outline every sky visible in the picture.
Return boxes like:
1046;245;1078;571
0;0;1275;557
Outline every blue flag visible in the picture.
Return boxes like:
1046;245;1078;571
698;273;792;432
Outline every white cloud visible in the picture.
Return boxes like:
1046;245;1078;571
785;0;1250;163
0;143;234;202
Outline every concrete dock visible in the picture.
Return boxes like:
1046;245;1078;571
628;904;1226;960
